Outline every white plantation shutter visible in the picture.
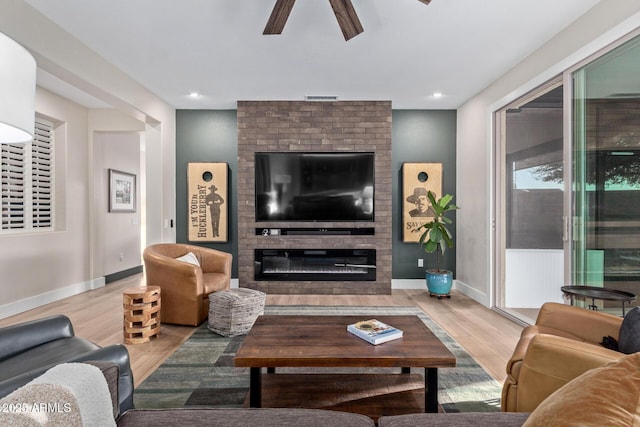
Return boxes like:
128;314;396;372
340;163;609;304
32;119;54;229
0;117;54;233
1;143;26;229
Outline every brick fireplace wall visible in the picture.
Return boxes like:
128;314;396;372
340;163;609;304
237;100;392;294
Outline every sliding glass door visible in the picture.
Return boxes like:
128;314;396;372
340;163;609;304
495;32;640;323
495;81;565;323
572;35;640;311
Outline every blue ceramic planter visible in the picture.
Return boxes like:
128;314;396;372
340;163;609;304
425;270;453;295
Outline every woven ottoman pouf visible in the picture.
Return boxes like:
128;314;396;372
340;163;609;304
207;288;266;337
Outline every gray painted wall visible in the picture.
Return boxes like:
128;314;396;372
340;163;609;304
175;109;456;280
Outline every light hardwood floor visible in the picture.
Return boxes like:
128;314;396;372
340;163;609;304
0;274;523;387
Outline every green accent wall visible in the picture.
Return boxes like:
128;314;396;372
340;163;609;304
392;110;457;279
176;110;238;276
176;109;456;280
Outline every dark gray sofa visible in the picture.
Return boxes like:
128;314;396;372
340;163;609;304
0;359;377;426
0;359;529;426
118;408;377;427
377;412;529;426
4;344;638;426
0;314;135;412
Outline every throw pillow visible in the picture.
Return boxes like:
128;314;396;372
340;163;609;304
600;335;618;351
175;251;200;266
523;352;640;427
618;306;640;354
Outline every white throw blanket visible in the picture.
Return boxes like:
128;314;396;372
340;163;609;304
0;363;116;427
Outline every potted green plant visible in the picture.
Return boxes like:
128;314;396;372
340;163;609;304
417;191;459;298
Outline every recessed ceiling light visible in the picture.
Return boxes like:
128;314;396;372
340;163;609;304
432;92;444;99
188;91;200;98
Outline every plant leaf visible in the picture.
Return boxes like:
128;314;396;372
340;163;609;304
430;227;443;243
423;240;437;253
439;193;453;208
442;231;454;248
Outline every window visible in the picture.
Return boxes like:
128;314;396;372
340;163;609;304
1;118;55;233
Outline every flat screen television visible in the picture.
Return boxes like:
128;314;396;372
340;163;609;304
255;152;374;221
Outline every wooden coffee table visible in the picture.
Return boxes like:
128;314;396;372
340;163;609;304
234;315;456;418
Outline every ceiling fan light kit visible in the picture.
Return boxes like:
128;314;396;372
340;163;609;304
264;0;432;41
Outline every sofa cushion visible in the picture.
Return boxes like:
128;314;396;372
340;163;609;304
378;412;530;427
117;408;376;427
0;337;99;383
618;306;640;354
523;352;640;426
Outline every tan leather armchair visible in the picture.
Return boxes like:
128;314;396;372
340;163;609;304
143;243;232;326
502;302;623;412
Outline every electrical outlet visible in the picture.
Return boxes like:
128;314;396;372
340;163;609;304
119;252;125;262
418;259;424;268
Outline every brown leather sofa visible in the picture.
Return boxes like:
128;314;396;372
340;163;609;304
143;243;232;326
502;302;623;412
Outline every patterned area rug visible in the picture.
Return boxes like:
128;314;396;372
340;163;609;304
134;306;502;413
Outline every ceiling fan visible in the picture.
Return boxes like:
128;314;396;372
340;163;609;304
264;0;432;41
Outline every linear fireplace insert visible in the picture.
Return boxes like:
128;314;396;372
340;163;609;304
254;249;376;281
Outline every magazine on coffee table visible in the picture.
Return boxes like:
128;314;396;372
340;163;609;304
347;318;403;345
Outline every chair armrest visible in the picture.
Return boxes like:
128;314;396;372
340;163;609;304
515;334;622;412
71;345;135;413
197;248;232;276
535;302;622;343
0;315;74;362
81;361;121;420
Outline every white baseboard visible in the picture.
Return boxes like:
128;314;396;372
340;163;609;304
391;279;427;289
0;278;106;321
453;279;491;307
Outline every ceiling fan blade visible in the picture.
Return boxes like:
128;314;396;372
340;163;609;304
417;0;432;4
263;0;297;35
328;0;364;41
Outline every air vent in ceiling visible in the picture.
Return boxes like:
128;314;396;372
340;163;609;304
305;95;339;101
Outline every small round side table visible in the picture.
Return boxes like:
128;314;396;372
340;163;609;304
561;285;636;316
123;286;161;344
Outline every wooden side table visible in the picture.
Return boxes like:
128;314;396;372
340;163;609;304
123;286;161;344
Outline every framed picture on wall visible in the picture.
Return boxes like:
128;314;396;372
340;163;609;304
187;162;228;242
108;169;136;212
402;163;442;242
